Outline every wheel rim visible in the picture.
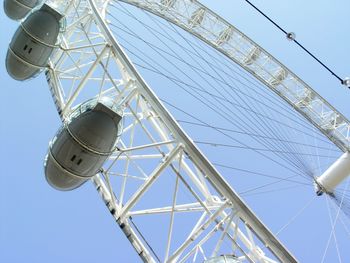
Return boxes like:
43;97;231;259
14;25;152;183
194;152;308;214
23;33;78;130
42;0;350;262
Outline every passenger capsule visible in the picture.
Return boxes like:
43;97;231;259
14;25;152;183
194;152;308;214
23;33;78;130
44;98;123;191
6;3;62;81
4;0;40;20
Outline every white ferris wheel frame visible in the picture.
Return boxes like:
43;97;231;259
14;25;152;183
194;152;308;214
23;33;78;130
43;0;350;262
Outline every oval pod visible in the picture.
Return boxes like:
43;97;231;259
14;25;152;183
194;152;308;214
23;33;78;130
6;3;62;81
4;0;40;20
44;98;123;191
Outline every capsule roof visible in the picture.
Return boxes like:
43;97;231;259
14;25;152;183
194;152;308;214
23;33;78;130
4;0;40;20
21;4;63;44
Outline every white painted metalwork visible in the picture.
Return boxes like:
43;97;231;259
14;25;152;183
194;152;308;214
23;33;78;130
116;0;350;153
43;0;299;261
316;152;350;194
39;0;349;262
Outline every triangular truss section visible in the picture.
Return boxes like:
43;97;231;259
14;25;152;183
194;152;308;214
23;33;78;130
45;0;297;262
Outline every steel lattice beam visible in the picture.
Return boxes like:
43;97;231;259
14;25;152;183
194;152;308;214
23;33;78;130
42;0;306;262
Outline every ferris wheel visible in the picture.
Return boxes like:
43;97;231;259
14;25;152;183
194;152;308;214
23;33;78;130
3;0;350;262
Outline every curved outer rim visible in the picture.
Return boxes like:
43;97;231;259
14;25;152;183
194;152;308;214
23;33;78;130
117;0;350;153
89;0;297;262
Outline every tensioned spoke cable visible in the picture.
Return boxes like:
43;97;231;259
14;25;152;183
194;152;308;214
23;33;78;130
332;180;350;217
162;99;312;180
238;175;305;195
338;213;350;239
332;200;343;263
111;3;329;139
296;115;320;178
178;120;338;151
335;192;350;197
151;12;337;174
211;163;310;185
182;52;312;174
107;7;335;152
137;57;312;176
106;14;334;178
195;141;338;158
276;195;317;236
160;28;322;169
136;3;289;103
108;23;313;176
161;18;314;176
109;2;330;141
314;127;326;176
159;10;340;177
241;185;308;198
113;0;346;198
146;9;327;131
104;3;350;260
322;195;342;263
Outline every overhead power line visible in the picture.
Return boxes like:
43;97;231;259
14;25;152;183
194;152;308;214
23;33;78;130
243;0;350;88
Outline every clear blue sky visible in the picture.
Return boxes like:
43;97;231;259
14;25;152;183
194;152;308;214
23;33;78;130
1;1;350;262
